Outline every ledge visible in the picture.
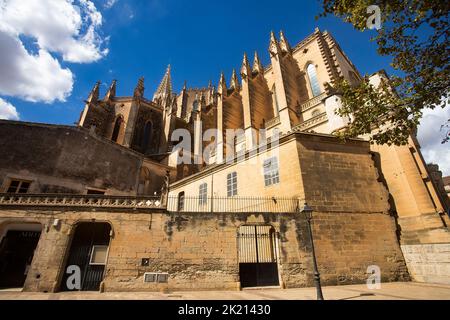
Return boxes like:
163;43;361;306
0;194;166;210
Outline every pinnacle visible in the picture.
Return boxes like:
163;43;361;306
154;64;173;101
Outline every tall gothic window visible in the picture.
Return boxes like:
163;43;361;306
142;121;153;153
111;116;123;143
306;64;322;97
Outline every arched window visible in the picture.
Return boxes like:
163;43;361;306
111;116;123;143
142;121;153;153
306;64;322;97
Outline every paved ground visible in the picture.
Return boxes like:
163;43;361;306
0;282;449;300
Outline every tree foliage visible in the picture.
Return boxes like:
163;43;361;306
318;0;449;145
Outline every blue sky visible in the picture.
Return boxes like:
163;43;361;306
0;0;448;174
3;0;393;125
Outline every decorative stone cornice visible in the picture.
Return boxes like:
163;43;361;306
0;194;165;210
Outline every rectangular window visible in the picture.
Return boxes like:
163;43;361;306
263;157;280;187
227;172;238;197
87;189;105;195
7;180;31;194
199;183;208;205
89;245;109;265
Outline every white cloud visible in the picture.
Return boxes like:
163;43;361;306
0;0;107;63
0;98;19;120
417;104;450;176
104;0;118;9
0;32;73;103
0;0;108;103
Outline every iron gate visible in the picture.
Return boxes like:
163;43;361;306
0;230;41;288
238;225;279;288
61;223;111;291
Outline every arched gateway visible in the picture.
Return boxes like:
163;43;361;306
60;222;112;291
0;223;42;289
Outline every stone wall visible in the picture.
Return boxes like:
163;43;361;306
401;244;450;285
296;134;390;214
0;207;409;292
0;120;171;196
370;137;450;285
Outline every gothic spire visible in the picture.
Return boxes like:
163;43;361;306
134;77;145;98
230;69;240;91
153;64;173;101
269;31;281;56
253;51;264;74
104;79;116;101
87;81;100;103
218;71;227;95
279;30;292;54
240;52;251;78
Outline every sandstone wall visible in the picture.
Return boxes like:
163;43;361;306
401;244;450;285
371;138;450;285
0;208;408;292
0;120;171;196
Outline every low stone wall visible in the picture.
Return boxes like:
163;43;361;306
0;208;409;292
401;244;450;285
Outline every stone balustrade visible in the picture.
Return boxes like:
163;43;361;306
0;193;165;210
293;112;328;131
299;92;327;112
265;116;281;128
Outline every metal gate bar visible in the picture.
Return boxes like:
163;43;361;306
238;225;276;263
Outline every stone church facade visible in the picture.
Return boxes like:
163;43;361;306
0;28;448;292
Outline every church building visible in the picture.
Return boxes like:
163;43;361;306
0;28;448;292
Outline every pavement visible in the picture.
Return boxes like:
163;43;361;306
0;282;449;300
